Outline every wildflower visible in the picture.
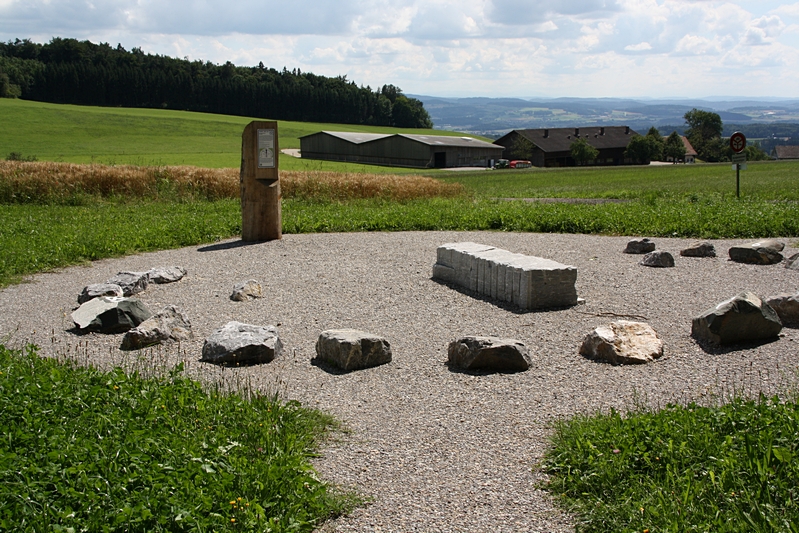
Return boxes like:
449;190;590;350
612;449;621;454
230;500;236;505
231;518;236;523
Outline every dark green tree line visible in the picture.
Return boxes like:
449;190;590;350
0;38;433;128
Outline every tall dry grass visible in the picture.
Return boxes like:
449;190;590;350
0;161;464;203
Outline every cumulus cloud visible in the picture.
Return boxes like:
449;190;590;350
0;0;798;97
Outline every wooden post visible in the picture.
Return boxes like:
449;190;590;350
240;121;282;241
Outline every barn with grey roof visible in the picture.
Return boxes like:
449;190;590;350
300;131;504;168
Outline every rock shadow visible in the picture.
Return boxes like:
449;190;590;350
430;278;580;315
310;357;355;375
692;336;782;355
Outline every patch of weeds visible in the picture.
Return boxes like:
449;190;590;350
5;152;37;162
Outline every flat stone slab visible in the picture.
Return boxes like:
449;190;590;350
433;242;578;309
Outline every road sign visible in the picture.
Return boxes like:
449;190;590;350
730;131;747;153
732;152;747;163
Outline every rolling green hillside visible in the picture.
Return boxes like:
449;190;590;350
0;98;485;170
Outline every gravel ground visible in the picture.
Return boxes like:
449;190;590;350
2;231;798;532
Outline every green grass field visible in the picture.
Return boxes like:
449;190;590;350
0;344;357;532
0;98;478;171
440;161;799;200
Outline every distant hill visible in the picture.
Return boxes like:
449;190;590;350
411;95;799;141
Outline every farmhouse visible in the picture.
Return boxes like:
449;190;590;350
494;126;639;167
299;131;504;169
665;136;698;164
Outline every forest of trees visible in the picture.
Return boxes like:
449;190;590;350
0;37;433;128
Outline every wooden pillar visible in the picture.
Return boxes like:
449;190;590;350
240;121;282;241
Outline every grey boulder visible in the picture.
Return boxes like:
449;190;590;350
71;296;153;333
147;266;187;284
624;238;656;254
315;329;392;371
680;242;716;257
201;321;282;365
640;250;675;268
77;283;124;304
231;280;262;301
447;336;531;373
579;321;664;364
105;271;150;296
728;239;785;265
785;253;799;271
765;293;799;327
692;291;782;345
121;305;193;350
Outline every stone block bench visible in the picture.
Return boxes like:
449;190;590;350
433;242;578;309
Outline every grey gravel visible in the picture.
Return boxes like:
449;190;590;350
2;231;799;533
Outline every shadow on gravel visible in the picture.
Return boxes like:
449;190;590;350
692;336;782;355
430;278;579;315
197;240;262;252
310;357;351;376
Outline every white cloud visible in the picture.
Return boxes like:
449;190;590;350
0;0;798;97
625;41;652;51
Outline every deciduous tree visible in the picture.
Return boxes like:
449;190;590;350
570;138;599;166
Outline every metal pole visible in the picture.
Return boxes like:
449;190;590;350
736;164;740;198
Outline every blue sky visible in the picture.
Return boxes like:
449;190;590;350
1;0;798;99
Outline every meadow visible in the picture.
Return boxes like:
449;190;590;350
2;99;799;532
0;98;473;171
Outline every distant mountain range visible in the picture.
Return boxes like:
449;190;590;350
411;95;799;141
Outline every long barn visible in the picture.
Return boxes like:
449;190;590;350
494;126;639;167
299;131;504;169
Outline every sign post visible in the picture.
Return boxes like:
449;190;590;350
240;121;281;241
729;131;746;198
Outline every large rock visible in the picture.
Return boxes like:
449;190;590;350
765;293;799;326
691;292;782;345
579;321;664;365
120;305;193;350
433;242;578;310
77;283;124;304
231;280;262;301
447;336;531;373
147;266;187;284
680;242;716;257
728;240;785;265
315;329;392;371
639;250;675;268
201;321;282;365
105;271;150;296
71;296;153;333
785;253;799;271
624;238;656;254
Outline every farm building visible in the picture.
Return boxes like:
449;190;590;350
494;126;639;167
665;136;698;164
772;145;799;160
299;131;504;168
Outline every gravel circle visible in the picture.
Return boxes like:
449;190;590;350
2;231;798;532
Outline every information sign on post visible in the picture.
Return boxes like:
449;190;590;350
241;121;281;241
